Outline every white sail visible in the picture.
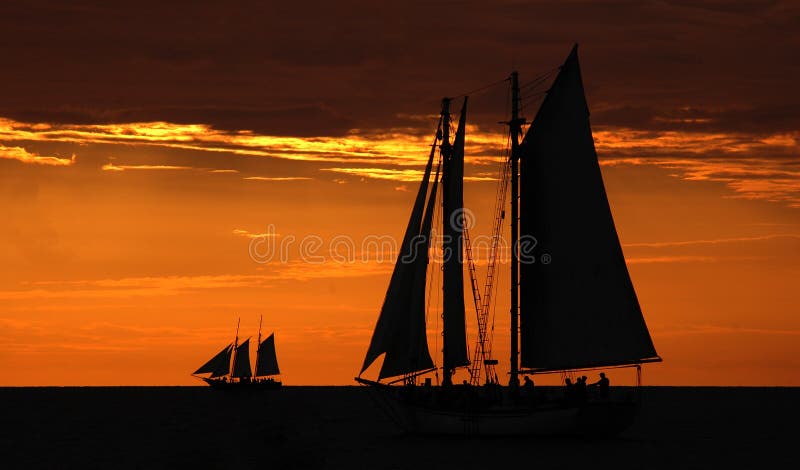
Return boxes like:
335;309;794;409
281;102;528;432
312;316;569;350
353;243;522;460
518;45;660;371
360;131;439;378
255;333;280;376
194;344;232;375
442;98;469;371
232;338;252;378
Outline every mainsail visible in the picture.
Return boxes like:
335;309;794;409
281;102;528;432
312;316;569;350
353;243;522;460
194;344;232;376
256;333;281;376
442;98;469;372
232;339;252;378
518;45;659;371
360;130;439;379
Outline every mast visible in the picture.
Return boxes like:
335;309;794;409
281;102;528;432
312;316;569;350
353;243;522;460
509;71;523;387
255;314;262;376
230;317;240;381
440;97;454;387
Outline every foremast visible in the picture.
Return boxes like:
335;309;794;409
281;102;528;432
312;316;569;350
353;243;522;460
508;71;524;388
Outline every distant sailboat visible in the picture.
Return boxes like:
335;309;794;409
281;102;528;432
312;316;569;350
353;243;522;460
193;316;282;390
356;44;660;436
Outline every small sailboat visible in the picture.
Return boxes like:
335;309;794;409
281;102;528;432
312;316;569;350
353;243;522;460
193;316;282;390
356;44;660;436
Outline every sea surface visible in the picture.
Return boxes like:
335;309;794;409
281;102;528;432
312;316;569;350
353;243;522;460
1;386;795;469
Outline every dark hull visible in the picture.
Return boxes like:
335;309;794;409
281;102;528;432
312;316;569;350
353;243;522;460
202;378;282;390
356;377;637;436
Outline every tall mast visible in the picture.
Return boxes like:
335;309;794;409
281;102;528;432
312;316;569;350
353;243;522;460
255;314;262;377
439;97;453;386
231;317;240;381
509;71;523;387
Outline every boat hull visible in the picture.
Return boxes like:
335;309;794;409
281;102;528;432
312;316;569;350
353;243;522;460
202;378;282;390
357;379;637;436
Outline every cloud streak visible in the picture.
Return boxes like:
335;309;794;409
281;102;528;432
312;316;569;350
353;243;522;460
101;163;193;171
0;144;74;166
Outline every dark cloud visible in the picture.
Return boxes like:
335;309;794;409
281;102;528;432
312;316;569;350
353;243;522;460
593;104;800;135
0;1;797;136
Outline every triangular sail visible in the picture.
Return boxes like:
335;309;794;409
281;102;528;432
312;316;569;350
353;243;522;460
442;98;469;371
232;339;252;378
361;130;439;378
518;45;659;371
378;163;439;379
378;162;440;379
194;344;232;375
256;333;280;376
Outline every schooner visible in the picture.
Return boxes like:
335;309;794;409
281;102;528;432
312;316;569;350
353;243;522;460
356;44;660;436
193;316;282;390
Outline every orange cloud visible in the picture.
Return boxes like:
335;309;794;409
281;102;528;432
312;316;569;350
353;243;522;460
242;176;312;181
101;163;193;171
321;167;496;182
0;144;74;166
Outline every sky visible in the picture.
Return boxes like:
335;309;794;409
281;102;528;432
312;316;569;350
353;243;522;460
1;1;799;386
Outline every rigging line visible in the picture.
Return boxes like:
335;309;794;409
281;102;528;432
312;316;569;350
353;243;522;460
518;66;560;89
488;135;511;351
450;76;510;100
427;163;444;369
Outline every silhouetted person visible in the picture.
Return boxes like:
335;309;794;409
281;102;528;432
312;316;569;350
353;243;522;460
574;376;588;403
591;372;610;399
522;376;534;394
564;378;574;405
522;376;536;405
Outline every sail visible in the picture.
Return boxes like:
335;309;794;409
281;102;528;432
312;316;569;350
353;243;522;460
377;163;439;379
194;344;232;375
232;339;252;378
442;97;469;371
518;44;659;371
255;333;280;376
360;131;439;378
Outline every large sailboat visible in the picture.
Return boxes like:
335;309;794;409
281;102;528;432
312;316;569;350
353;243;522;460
355;44;661;436
193;316;282;390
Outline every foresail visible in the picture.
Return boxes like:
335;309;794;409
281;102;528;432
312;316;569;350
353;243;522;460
518;45;659;371
361;130;439;378
232;339;252;378
378;162;439;379
194;344;232;375
211;345;233;378
256;333;280;376
442;97;469;371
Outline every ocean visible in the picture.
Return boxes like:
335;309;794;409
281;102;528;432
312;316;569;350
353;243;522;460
1;386;795;469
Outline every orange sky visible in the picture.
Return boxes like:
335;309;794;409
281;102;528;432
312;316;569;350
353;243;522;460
1;2;799;386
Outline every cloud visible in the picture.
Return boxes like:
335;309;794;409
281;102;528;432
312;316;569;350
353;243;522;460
0;262;393;300
243;176;312;181
101;163;193;171
653;323;800;337
624;234;800;249
321;167;497;182
0;144;74;166
232;229;280;239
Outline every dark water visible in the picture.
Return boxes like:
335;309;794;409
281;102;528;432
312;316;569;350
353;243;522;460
1;386;795;469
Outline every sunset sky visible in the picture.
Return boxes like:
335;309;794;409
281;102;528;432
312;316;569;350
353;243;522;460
1;1;798;386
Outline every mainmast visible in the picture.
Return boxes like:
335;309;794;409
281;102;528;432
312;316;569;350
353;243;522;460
509;71;523;388
439;97;453;386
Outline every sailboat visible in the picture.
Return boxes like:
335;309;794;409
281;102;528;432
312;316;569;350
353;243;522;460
355;44;661;436
193;316;282;390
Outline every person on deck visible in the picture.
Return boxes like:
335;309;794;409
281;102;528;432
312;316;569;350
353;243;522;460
563;378;574;405
522;376;536;405
591;372;610;399
574;376;588;403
